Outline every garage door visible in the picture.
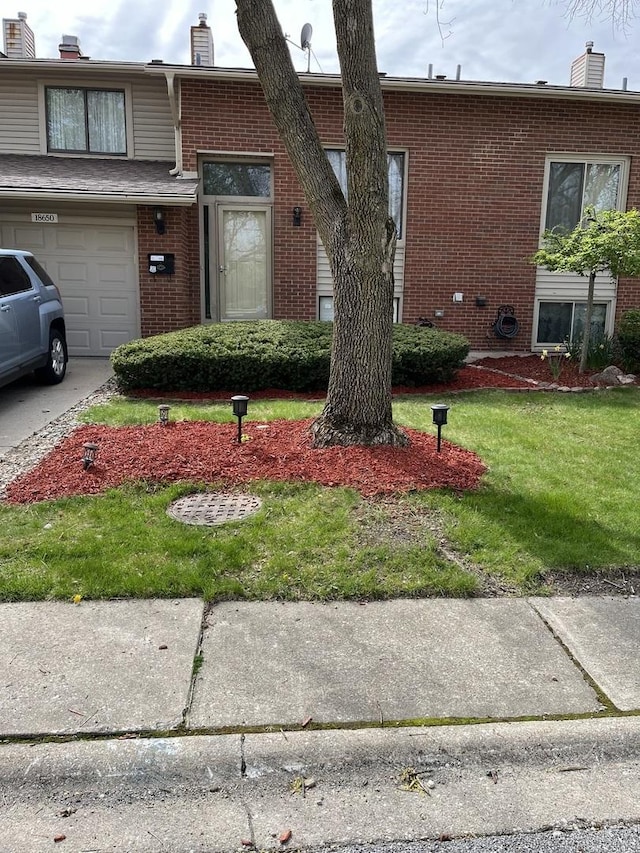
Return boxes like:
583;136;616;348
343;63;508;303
0;221;138;356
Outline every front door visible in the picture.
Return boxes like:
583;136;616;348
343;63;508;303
217;205;271;321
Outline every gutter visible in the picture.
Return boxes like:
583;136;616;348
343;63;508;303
0;189;197;205
163;70;183;177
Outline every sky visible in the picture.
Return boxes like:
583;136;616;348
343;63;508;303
6;0;640;90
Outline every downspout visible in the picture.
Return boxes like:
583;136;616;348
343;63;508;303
165;71;183;176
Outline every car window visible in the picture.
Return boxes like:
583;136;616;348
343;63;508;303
0;257;33;297
25;255;55;287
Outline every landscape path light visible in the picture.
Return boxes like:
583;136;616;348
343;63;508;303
231;395;249;443
430;404;450;453
82;442;99;470
158;404;171;425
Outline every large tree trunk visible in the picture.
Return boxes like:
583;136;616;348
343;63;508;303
235;0;407;447
579;270;597;373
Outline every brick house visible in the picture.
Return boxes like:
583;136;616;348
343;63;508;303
1;12;639;355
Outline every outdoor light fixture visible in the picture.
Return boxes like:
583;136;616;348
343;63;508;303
82;442;99;470
292;206;302;227
430;404;450;453
158;404;171;425
153;207;166;235
231;395;249;443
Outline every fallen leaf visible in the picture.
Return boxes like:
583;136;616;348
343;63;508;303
53;835;66;843
301;715;312;728
279;829;292;844
240;840;254;848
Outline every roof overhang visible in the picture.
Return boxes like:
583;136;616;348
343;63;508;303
145;62;640;104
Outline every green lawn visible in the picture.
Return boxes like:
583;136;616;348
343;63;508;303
0;389;638;602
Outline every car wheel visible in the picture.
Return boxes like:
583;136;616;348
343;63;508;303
35;329;68;385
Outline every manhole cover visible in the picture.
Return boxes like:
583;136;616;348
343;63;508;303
167;492;263;526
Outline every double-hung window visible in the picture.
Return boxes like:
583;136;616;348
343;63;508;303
319;149;406;321
325;149;405;237
45;87;126;155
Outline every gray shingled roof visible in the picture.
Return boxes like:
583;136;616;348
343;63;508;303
0;155;198;202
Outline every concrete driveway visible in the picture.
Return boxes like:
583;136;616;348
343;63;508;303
0;357;113;452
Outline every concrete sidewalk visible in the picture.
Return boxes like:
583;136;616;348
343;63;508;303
6;596;639;738
3;596;640;850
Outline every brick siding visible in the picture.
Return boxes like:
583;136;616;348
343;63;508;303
143;77;640;351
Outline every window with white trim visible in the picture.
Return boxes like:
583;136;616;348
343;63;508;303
325;149;405;237
319;295;400;324
536;301;607;345
544;159;622;234
45;87;126;154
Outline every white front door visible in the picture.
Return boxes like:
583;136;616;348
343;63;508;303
217;205;271;321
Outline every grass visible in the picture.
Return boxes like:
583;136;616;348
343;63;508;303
1;389;638;602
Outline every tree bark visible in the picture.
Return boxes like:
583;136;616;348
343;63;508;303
235;0;407;447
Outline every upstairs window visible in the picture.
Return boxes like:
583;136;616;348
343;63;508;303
46;87;126;155
326;149;405;238
544;159;622;234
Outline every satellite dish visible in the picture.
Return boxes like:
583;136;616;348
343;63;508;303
301;23;313;50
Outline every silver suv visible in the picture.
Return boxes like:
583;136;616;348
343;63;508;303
0;249;68;389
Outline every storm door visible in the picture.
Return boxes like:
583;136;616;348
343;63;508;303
217;205;271;321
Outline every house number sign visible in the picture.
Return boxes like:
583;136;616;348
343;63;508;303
31;213;58;223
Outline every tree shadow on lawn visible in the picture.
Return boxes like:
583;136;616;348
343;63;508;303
455;487;640;583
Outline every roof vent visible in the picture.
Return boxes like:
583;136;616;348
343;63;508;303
2;11;35;58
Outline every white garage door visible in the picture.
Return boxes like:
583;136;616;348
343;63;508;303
0;220;138;356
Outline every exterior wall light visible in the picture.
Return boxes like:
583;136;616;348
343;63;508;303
82;442;99;470
153;207;166;234
292;206;302;226
158;404;171;425
430;404;450;453
231;395;249;443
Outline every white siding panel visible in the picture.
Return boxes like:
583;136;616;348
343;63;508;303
0;76;40;154
317;240;405;297
535;269;617;301
130;78;175;160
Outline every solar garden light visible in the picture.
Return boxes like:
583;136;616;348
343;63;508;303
430;404;450;453
82;442;99;470
231;395;249;443
158;404;171;425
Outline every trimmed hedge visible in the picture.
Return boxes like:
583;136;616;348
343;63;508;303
110;321;469;392
618;309;640;372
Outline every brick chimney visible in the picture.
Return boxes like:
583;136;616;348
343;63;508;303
191;12;214;66
570;41;605;88
59;34;84;59
2;11;36;58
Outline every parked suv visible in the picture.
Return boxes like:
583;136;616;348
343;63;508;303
0;249;68;389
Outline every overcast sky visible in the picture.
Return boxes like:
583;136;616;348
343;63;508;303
8;0;640;89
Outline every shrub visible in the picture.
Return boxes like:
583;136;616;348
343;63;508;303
111;321;469;392
618;309;640;372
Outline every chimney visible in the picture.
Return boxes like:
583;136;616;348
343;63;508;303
191;12;214;67
570;41;605;88
2;11;36;58
59;34;83;59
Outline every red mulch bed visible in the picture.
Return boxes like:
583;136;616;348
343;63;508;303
5;355;629;505
4;420;486;504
